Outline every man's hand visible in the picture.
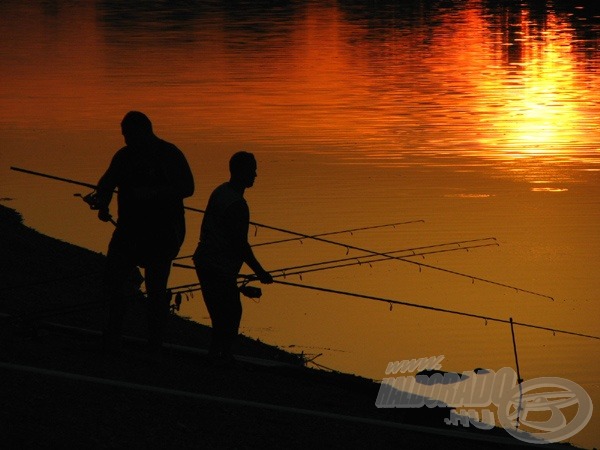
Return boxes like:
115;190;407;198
256;269;273;284
98;208;112;223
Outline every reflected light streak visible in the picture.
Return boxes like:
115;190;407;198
1;2;598;185
477;10;584;168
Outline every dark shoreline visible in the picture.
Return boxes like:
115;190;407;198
0;204;579;449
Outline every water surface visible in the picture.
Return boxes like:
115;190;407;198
1;1;599;447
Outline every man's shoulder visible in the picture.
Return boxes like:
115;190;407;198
210;183;246;207
110;146;130;164
158;138;176;148
157;139;184;155
211;182;232;198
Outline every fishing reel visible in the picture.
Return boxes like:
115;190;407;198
80;191;101;210
239;284;262;299
76;191;115;225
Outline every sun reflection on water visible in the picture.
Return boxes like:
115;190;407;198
468;7;599;187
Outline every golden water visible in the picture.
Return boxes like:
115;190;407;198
1;1;599;447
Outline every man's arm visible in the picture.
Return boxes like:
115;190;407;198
95;153;121;222
159;144;195;200
174;148;195;199
225;201;272;284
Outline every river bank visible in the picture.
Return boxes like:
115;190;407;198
0;204;579;449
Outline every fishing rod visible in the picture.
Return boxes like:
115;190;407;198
11;167;99;190
11;166;553;300
173;241;500;281
174;234;495;262
157;276;596;341
183;199;553;300
248;242;500;281
250;220;425;247
169;242;499;299
12;167;414;242
173;219;427;260
17;270;597;344
73;193;117;226
169;242;498;302
272;280;599;341
189;202;554;301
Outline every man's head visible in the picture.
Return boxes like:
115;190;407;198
229;151;257;188
121;111;154;148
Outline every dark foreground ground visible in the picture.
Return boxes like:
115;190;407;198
0;205;581;449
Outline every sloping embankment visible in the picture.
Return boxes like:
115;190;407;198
0;204;574;449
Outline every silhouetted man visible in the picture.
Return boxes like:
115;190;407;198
193;151;272;365
95;111;194;352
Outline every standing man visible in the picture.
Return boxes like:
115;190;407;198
193;151;272;365
94;111;194;352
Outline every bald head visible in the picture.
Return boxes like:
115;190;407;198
121;111;154;148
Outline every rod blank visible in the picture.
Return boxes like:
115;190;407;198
272;280;599;341
11;166;553;300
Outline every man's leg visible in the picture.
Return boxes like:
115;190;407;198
196;267;225;358
196;268;241;360
219;277;242;360
103;245;136;352
145;257;172;350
